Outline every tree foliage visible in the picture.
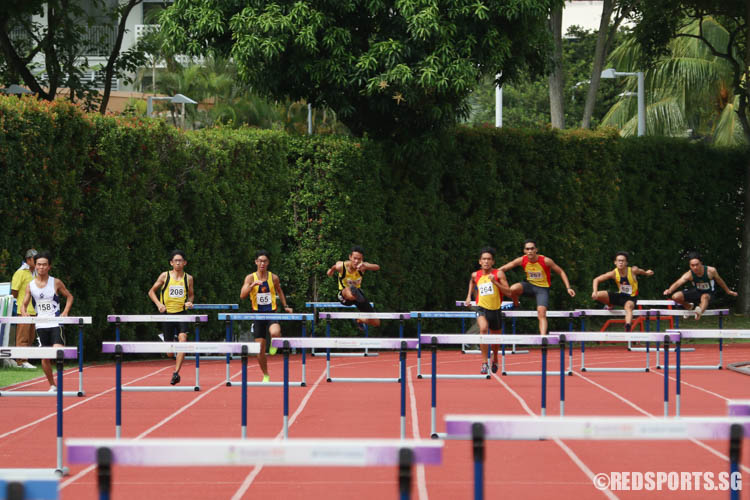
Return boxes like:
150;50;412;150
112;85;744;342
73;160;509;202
159;0;561;138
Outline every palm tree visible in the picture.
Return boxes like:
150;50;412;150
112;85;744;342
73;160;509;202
599;16;744;145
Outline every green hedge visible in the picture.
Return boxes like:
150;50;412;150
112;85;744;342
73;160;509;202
0;96;745;346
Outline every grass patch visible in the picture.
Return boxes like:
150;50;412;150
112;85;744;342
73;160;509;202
0;364;45;388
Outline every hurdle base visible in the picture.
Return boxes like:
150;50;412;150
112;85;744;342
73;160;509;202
502;371;544;376
430;432;445;439
0;390;81;397
54;467;69;477
122;386;199;392
665;364;721;370
628;346;695;353
418;373;490;380
228;380;306;387
461;349;482;354
327;377;400;383
581;367;649;373
327;352;380;357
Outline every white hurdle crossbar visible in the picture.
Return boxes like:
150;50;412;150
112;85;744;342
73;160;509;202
0;316;91;398
1;347;77;475
187;304;238;365
412;311;487;379
273;337;418;439
67;437;443;500
446;414;748;500
552;332;681;417
499;311;579;375
667;329;750;370
218;313;313;387
306;301;377;357
0;469;59;500
107;314;207;391
454;301;518;354
421;334;562;438
102;342;260;439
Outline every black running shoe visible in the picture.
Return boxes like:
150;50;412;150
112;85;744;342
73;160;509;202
491;361;499;373
170;372;181;385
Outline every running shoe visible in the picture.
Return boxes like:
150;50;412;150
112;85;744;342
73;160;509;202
262;374;270;383
269;346;278;356
158;333;165;342
491;361;499;373
170;372;181;385
694;306;703;320
480;363;489;375
20;361;35;369
48;385;57;392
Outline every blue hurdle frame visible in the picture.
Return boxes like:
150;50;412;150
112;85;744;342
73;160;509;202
306;301;378;357
188;304;238;372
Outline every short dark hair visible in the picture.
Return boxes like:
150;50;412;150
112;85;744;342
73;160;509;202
350;245;365;256
614;251;629;261
687;251;702;262
255;249;270;259
34;251;52;264
169;249;186;261
479;246;496;259
523;239;537;251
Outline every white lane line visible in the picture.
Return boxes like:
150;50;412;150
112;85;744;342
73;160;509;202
407;366;429;500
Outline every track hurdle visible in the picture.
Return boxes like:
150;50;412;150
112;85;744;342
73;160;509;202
306;301;377;357
218;313;312;387
454;301;516;354
499;310;579;375
646;309;726;368
0;469;59;500
552;332;681;416
412;311;487;380
188;304;238;365
102;342;260;439
666;328;750;370
272;337;418;439
446;415;747;500
0;347;77;475
421;334;561;438
729;400;750;416
107;314;207;391
67;438;443;500
318;311;409;367
0;316;91;397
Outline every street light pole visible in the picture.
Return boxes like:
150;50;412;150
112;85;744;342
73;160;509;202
601;68;645;136
495;72;503;128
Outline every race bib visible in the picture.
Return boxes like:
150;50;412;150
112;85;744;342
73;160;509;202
620;284;632;295
696;282;711;290
36;300;55;315
168;285;185;298
528;271;543;280
478;282;495;296
346;278;361;287
257;293;272;306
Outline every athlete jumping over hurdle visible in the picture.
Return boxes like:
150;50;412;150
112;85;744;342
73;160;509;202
148;250;194;385
591;251;653;331
500;239;575;335
464;247;512;374
663;252;737;320
240;249;293;383
327;245;380;329
20;251;74;391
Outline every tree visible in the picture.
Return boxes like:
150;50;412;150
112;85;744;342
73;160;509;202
0;0;147;113
159;0;562;139
631;1;750;312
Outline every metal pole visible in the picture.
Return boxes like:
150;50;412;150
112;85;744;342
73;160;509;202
637;71;645;136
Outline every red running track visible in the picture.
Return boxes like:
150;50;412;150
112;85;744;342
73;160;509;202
1;343;749;499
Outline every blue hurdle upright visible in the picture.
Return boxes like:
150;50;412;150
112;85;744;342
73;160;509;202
307;301;378;357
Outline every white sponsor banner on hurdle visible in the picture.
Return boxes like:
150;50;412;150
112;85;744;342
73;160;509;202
411;311;478;319
420;334;557;345
318;312;411;320
107;314;207;323
668;329;750;339
67;438;443;466
444;415;750;440
272;337;418;349
0;347;77;359
217;313;313;321
102;342;260;354
502;310;580;318
577;309;728;317
0;316;92;325
554;332;681;343
455;301;514;308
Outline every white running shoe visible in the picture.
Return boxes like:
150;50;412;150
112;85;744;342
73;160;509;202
48;385;57;392
21;362;36;369
694;306;703;320
158;333;165;342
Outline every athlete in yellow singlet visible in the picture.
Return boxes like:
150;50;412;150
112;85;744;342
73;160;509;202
148;250;194;385
592;251;653;331
500;239;575;335
326;245;380;328
240;249;293;382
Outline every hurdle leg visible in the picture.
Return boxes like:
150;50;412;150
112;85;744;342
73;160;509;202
225;320;232;385
241;345;248;439
97;447;112;500
115;345;122;439
283;341;290;439
194;325;200;391
301;322;307;387
541;339;548;417
580;341;586;371
77;327;84;396
500;344;506;375
676;340;681;417
430;338;438;439
55;349;66;475
416;319;422;378
400;342;406;440
472;423;485;500
663;337;669;417
398;448;413;500
719;338;724;368
559;337;565;416
729;424;742;500
326;323;332;382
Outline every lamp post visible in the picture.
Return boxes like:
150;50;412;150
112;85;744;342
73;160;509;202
494;72;503;128
601;68;645;136
147;93;197;128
